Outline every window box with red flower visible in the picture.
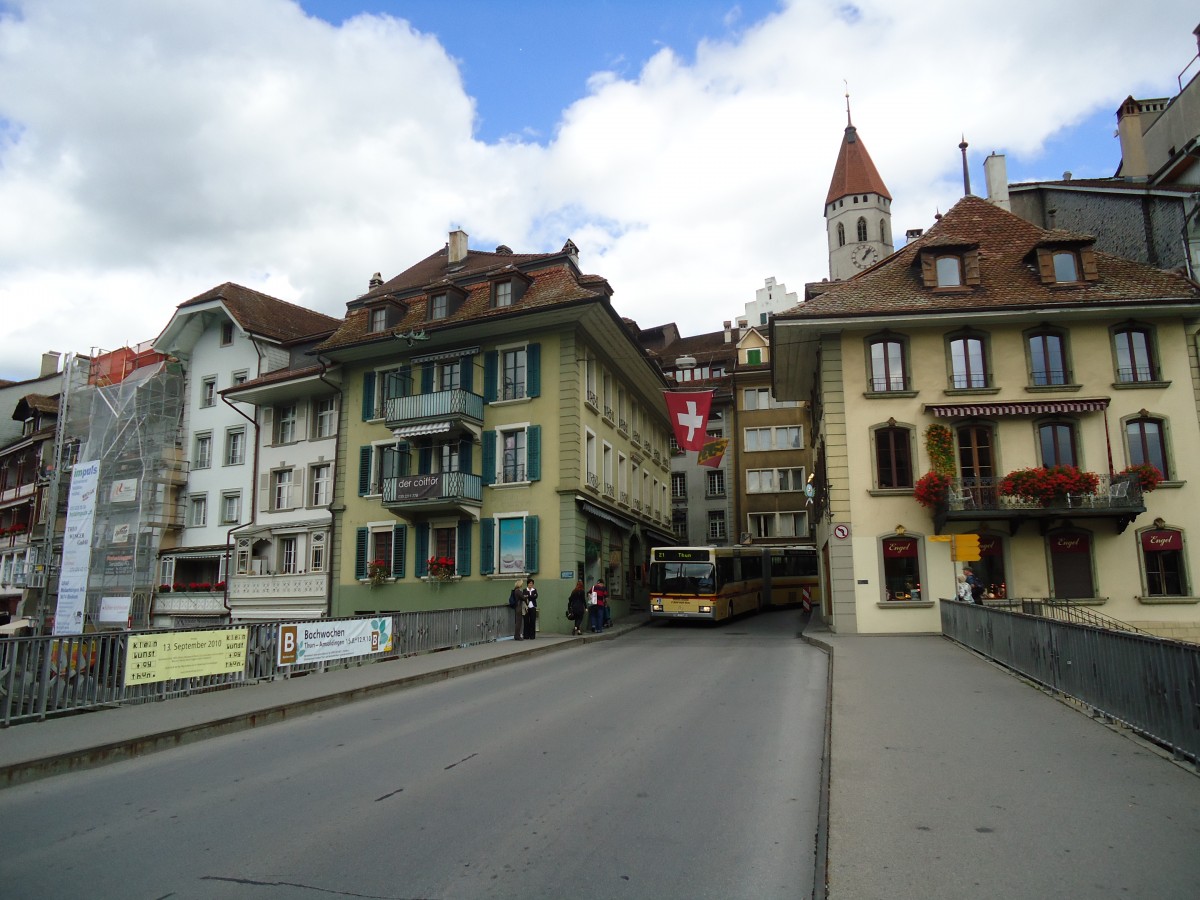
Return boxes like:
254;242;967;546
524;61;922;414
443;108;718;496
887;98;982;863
998;466;1099;507
367;560;391;587
913;471;952;508
1118;463;1163;493
426;556;456;582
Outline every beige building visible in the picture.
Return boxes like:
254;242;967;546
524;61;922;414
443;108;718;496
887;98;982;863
774;194;1200;640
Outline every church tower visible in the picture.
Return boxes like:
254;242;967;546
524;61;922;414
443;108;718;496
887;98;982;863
825;103;893;280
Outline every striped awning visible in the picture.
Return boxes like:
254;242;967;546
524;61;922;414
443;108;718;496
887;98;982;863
392;421;452;438
578;500;635;532
924;399;1109;418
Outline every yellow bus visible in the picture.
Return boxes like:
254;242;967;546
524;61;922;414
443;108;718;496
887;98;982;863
648;546;765;622
762;545;821;611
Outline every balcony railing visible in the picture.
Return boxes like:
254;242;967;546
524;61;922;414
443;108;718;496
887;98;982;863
382;472;482;507
586;473;600;490
940;474;1145;533
228;572;328;599
384;390;483;428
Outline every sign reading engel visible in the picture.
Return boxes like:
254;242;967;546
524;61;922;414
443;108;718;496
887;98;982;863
278;617;394;666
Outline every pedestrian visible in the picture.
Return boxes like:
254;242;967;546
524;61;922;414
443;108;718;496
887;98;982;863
510;577;528;640
567;580;587;635
964;567;984;604
523;577;538;640
588;579;608;633
956;574;972;602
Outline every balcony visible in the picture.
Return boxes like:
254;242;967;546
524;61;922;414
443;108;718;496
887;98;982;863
937;474;1145;534
384;389;483;432
382;471;482;514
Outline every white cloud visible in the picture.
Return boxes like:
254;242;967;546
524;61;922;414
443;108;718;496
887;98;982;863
0;0;1195;380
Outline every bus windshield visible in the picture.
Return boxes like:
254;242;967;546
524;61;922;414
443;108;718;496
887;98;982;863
649;561;716;596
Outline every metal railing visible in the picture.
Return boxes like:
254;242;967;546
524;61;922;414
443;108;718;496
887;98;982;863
942;599;1200;767
0;605;516;727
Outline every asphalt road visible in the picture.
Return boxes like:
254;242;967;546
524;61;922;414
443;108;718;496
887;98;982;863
0;609;827;899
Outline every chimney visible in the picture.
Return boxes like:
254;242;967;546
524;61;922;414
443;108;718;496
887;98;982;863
40;351;61;378
736;317;748;338
983;152;1010;210
448;229;469;265
369;272;383;290
723;321;732;344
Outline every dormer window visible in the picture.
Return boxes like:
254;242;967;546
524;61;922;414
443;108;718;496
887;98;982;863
368;307;388;333
489;272;531;308
429;293;449;320
1052;251;1079;283
935;256;962;287
493;280;513;308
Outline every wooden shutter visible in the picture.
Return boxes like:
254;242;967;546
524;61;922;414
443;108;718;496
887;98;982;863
392;525;407;579
483;350;498;402
920;253;936;287
461;355;474;392
456;519;472;576
963;249;981;285
358;446;372;495
420;364;434;394
479;517;495;574
355;527;368;580
527;425;541;481
361;371;376;420
415;524;430;576
527;343;541;397
1080;247;1099;281
418;446;433;474
524;515;539;573
1035;248;1055;283
459;439;473;470
481;431;496;486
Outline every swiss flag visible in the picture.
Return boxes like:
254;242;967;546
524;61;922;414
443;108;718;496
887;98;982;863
663;390;714;451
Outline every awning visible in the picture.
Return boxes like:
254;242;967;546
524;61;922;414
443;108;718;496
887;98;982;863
925;399;1109;418
392;421;452;438
412;346;480;364
578;500;635;532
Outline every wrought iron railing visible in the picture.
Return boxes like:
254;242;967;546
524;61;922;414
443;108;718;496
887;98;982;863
384;389;483;426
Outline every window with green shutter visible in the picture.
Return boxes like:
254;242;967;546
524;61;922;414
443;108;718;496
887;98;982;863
527;425;541;481
456;520;472;575
358;446;372;495
361;372;376;421
392;525;407;579
524;515;539;573
355;527;369;579
479;518;495;574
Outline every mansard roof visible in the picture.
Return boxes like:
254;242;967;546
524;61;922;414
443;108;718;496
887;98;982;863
825;124;892;205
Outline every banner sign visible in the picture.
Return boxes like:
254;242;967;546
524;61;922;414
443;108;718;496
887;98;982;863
1141;530;1182;552
277;617;393;666
124;628;248;686
383;474;443;503
882;537;918;558
663;390;713;451
54;460;101;635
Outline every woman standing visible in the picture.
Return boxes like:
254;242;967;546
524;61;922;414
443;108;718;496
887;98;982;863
523;577;538;640
566;580;587;635
510;578;528;640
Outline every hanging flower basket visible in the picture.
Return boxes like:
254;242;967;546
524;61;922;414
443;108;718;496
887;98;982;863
924;424;955;475
427;556;455;581
1118;463;1162;493
998;466;1099;506
913;471;952;508
367;560;391;587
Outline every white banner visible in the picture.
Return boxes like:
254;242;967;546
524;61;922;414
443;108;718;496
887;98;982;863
277;617;394;666
53;460;100;635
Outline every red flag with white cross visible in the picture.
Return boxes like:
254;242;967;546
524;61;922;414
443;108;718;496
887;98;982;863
663;390;714;452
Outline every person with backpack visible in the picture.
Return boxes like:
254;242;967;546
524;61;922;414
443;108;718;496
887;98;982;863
588;579;608;633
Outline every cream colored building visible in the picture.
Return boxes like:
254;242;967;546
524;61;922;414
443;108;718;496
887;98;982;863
774;195;1200;640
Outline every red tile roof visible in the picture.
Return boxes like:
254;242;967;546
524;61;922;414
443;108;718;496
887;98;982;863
178;283;341;342
781;195;1200;321
825;125;892;205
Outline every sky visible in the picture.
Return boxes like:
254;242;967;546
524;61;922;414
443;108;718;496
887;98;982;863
1;0;1197;381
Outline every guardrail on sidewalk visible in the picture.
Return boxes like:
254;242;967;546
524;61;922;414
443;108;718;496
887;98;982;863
941;599;1200;769
0;605;516;727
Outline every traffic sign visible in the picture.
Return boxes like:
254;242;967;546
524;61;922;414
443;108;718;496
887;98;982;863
952;534;981;561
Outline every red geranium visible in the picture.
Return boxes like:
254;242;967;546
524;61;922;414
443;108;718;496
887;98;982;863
913;471;952;508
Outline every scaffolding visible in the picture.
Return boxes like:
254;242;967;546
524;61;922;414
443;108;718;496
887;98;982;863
45;348;186;631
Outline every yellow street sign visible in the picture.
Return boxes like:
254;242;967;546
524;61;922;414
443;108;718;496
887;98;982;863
927;535;952;542
953;533;981;561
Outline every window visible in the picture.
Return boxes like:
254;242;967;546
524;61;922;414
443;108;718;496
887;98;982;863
949;335;988;389
1114;325;1158;383
856;217;868;242
429;293;449;320
370;528;395;578
189;494;207;527
313;398;337;438
1028;331;1068;386
745;427;770;451
220;322;234;345
368;307;388;333
744;426;801;451
201;377;216;407
869;337;908;391
273;469;295;511
748;468;804;493
310;533;326;573
1038;421;1077;468
435;360;461;392
1126;417;1169;478
957;423;996;507
1048;530;1094;599
880;219;888;244
706;469;725;497
603;443;614;495
500;427;528;483
749;511;808;539
875;426;913;489
221;492;241;524
746;348;762;365
279;536;298;574
310;463;332;506
232;369;248;386
935;256;962;287
503;347;527;400
671;472;687;498
743;388;770;410
194;432;212;469
585;352;597;406
225;428;245;465
440;442;460;474
493;280;513;308
882;536;921;601
672;511;688;540
836;222;846;247
432;524;456;565
707;510;727;541
1141;529;1187;596
276;404;297;444
490;515;535;575
586;430;598;490
1052;251;1079;283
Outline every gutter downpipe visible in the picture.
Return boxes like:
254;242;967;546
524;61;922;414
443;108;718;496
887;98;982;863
316;354;343;617
220;373;262;618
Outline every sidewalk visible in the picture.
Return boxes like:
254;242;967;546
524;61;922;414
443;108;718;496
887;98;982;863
804;620;1200;899
0;618;643;790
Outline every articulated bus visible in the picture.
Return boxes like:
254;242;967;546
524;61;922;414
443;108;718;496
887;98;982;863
648;545;821;622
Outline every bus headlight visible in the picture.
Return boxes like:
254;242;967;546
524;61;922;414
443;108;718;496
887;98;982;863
698;605;712;613
651;603;664;612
